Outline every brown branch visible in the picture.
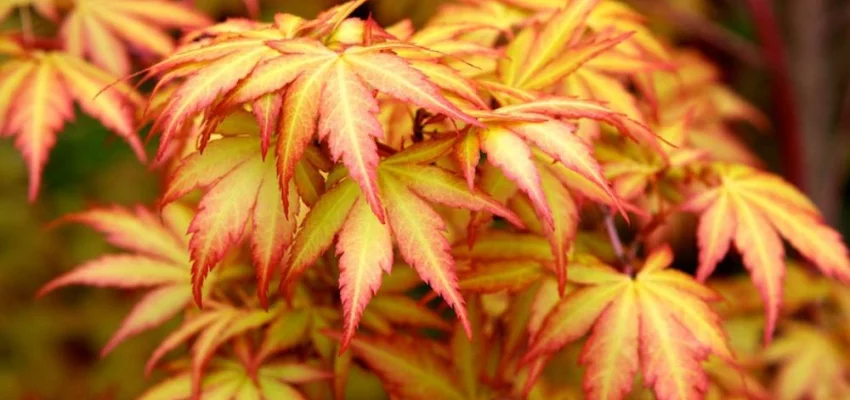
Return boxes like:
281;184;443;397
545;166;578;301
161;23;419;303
602;208;631;275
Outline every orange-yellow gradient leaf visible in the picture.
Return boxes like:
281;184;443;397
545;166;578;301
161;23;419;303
284;179;360;286
38;204;194;356
347;336;466;400
337;198;393;351
479;127;553;228
685;164;850;340
381;173;471;337
61;0;210;76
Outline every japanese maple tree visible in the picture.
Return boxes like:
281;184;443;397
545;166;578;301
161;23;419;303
3;0;850;399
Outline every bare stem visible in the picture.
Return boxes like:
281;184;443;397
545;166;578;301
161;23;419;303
602;209;630;274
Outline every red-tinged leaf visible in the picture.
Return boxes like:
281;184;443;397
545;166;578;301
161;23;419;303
154;47;272;160
337;198;393;351
496;97;663;153
523;281;626;363
190;308;279;396
0;60;35;133
342;49;482;128
695;191;735;281
8;61;74;201
636;285;711;400
319;60;385;222
38;255;186;296
47;53;145;161
568;257;626;285
731;192;784;343
515;0;598;86
145;308;226;375
524;31;633;90
510;119;619;206
410;60;488;109
454;131;480;190
188;156;265;306
580;284;639;400
346;336;467;400
252;93;283;159
539;165;579;292
479;127;553;228
277;59;335;212
380;173;471;337
458;260;545;293
223;52;333;107
60;206;187;264
251;162;299;307
284;179;360;286
382;164;523;228
101;285;191;356
162;137;258;204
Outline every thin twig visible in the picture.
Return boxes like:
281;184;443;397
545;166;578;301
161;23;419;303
602;208;630;275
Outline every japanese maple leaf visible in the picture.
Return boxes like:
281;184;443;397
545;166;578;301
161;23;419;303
148;8;483;221
683;163;850;341
162;135;303;308
342;335;468;400
523;246;732;400
283;139;523;350
453;94;656;291
144;301;282;397
0;46;145;200
763;323;850;400
37;204;195;356
359;264;452;335
60;0;210;76
140;358;330;400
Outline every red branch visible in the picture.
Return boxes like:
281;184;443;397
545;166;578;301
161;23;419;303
744;0;806;190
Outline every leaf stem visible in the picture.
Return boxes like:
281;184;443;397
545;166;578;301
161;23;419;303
602;208;631;275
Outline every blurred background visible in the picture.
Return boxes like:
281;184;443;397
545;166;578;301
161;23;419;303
2;0;850;398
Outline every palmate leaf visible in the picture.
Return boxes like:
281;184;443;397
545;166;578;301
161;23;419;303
38;204;195;356
523;247;731;400
148;7;483;222
61;0;210;76
284;141;523;350
163;136;300;308
684;163;850;341
0;47;145;200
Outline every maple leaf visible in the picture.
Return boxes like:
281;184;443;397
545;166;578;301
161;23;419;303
37;204;195;356
145;301;282;397
683;163;850;341
140;355;330;400
0;47;145;200
162;135;300;308
763;323;850;400
283;139;523;350
148;10;483;222
523;246;731;400
60;0;210;76
343;335;467;400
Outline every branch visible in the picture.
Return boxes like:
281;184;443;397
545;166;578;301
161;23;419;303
602;208;631;275
744;0;807;190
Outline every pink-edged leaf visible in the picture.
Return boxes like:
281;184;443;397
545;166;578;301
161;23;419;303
337;198;393;351
479;127;553;228
101;285;191;356
380;173;471;337
319;60;385;222
38;255;186;296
